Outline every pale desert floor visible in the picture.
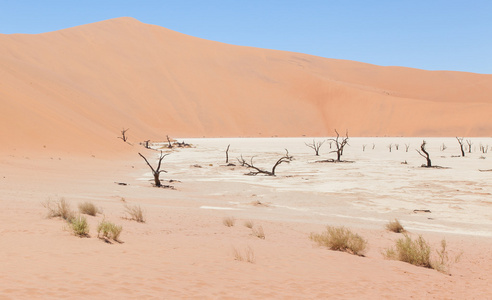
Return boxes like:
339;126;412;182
1;137;492;299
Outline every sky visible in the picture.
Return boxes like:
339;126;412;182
1;0;491;74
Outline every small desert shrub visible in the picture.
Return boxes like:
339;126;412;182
310;226;367;256
223;217;235;227
244;220;254;229
252;225;265;239
124;204;145;223
43;198;75;221
70;215;90;237
386;219;405;233
78;201;98;216
385;234;432;268
97;220;122;242
233;246;255;263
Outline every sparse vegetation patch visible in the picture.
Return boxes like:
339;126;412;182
244;220;254;229
78;201;98;216
252;225;265;239
310;226;367;256
386;219;405;233
384;234;455;273
97;220;122;242
232;246;255;263
43;198;75;221
70;215;90;237
223;217;235;227
124;204;145;223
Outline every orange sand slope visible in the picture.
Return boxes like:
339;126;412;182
1;17;492;153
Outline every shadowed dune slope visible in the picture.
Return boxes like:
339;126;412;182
1;17;492;154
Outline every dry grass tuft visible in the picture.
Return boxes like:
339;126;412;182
252;225;265;239
385;234;431;268
70;215;90;237
223;217;235;227
97;220;122;242
233;246;255;263
124;204;145;223
43;198;75;221
310;226;367;256
78;201;98;216
243;220;254;229
386;219;405;233
384;234;456;272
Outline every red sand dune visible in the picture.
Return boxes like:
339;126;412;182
1;17;492;154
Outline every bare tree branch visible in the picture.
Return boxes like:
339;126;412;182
138;151;169;187
416;140;432;167
118;128;129;142
239;149;293;176
456;137;465;157
305;139;325;156
327;129;349;162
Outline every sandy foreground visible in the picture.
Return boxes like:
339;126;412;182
1;137;492;299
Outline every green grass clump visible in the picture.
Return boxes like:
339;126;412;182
310;226;367;256
386;219;405;233
78;201;98;216
97;220;122;242
70;215;90;237
124;204;145;223
43;198;75;221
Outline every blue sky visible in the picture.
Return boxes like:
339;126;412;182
1;1;491;74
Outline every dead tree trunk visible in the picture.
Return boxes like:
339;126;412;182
166;135;173;148
466;140;473;153
456;137;465;157
238;149;293;176
143;140;151;149
305;139;325;156
138;151;169;187
328;129;349;162
388;144;393;152
416;140;432;167
225;144;230;164
405;144;410;152
118;128;129;142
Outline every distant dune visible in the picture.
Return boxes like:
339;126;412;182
1;17;491;154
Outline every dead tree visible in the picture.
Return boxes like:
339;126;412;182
440;143;447;151
388;144;393;152
166;135;173;148
118;128;129;142
237;155;247;167
225;144;231;164
395;144;399;151
138;151;169;187
362;144;367;151
480;144;488;154
405;144;410;152
143;140;151;149
416;140;432;167
238;149;293;176
372;143;376;150
456;137;465;157
328;130;349;162
305;139;325;156
466;139;473;153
